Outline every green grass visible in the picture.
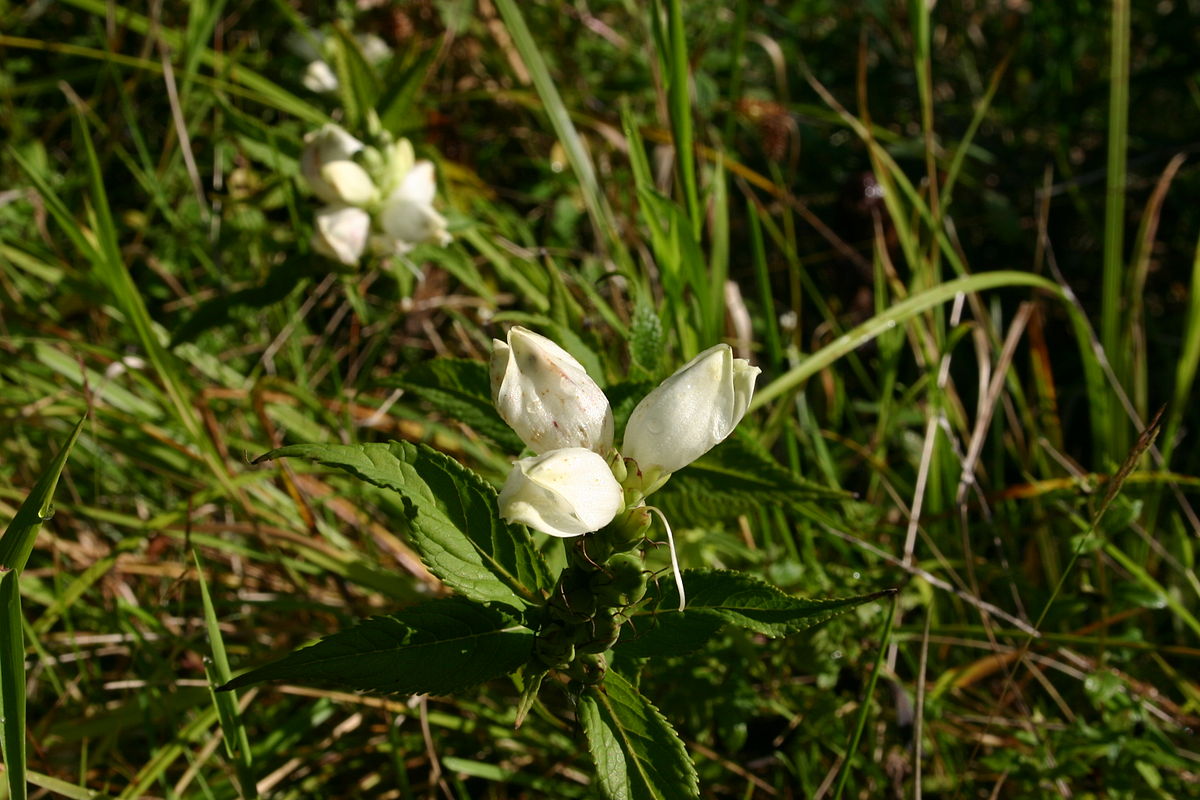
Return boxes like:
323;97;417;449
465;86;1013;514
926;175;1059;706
2;0;1199;798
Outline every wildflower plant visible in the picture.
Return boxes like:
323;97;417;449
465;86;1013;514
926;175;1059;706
223;328;890;799
301;122;451;267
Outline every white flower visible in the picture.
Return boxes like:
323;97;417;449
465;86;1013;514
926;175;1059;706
378;161;451;251
311;205;371;266
498;448;624;538
622;344;760;477
301;60;339;94
300;125;377;206
490;326;613;455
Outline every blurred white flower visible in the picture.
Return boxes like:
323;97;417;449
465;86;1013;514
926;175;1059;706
490;326;613;454
291;31;392;95
301;125;376;206
498;448;624;538
301;59;339;94
622;344;760;478
312;205;371;266
377;161;452;252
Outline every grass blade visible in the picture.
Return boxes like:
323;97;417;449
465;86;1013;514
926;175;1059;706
750;271;1061;409
1100;0;1132;461
0;417;85;574
665;0;701;241
0;569;27;800
192;551;258;798
492;0;630;269
832;593;897;799
0;416;85;800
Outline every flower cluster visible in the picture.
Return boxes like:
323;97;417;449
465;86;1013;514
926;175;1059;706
300;124;451;267
490;327;760;538
490;327;759;682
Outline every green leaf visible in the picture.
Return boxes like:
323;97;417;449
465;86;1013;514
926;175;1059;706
222;598;533;695
380;359;523;452
1;569;27;800
644;569;894;638
651;433;847;525
193;550;257;797
578;670;699;800
614;610;724;660
258;441;551;607
378;43;439;132
0;416;85;574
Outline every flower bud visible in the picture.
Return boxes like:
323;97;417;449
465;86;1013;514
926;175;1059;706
491;327;614;454
498;448;623;538
301;59;339;94
311;205;370;266
380;139;416;197
378;161;451;252
300;125;374;205
623;344;760;477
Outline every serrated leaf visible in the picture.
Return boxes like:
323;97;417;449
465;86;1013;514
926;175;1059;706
222;598;533;695
614;610;724;660
578;670;699;800
381;359;523;451
642;569;894;638
259;441;551;607
652;433;848;525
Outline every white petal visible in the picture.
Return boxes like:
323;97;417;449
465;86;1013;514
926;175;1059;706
623;344;760;477
312;205;370;266
382;139;416;195
300;125;366;203
301;60;339;94
498;448;624;537
379;194;450;248
491;326;613;454
320;161;378;206
394;161;438;206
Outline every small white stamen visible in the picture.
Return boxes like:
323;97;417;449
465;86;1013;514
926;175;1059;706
646;506;686;611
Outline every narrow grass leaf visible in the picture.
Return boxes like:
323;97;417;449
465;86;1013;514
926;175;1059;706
221;598;534;695
578;670;699;800
0;569;27;800
259;442;552;606
492;0;630;269
60;0;328;124
645;569;895;638
0;416;85;574
192;550;257;798
832;593;897;799
664;0;701;240
751;271;1061;409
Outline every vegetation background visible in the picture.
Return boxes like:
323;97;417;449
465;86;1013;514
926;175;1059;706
2;0;1199;797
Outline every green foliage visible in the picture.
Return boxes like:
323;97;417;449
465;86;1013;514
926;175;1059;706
0;417;84;575
381;358;523;452
3;0;1200;796
578;671;699;800
637;569;893;639
653;432;848;525
0;570;28;800
260;441;552;607
223;598;534;696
